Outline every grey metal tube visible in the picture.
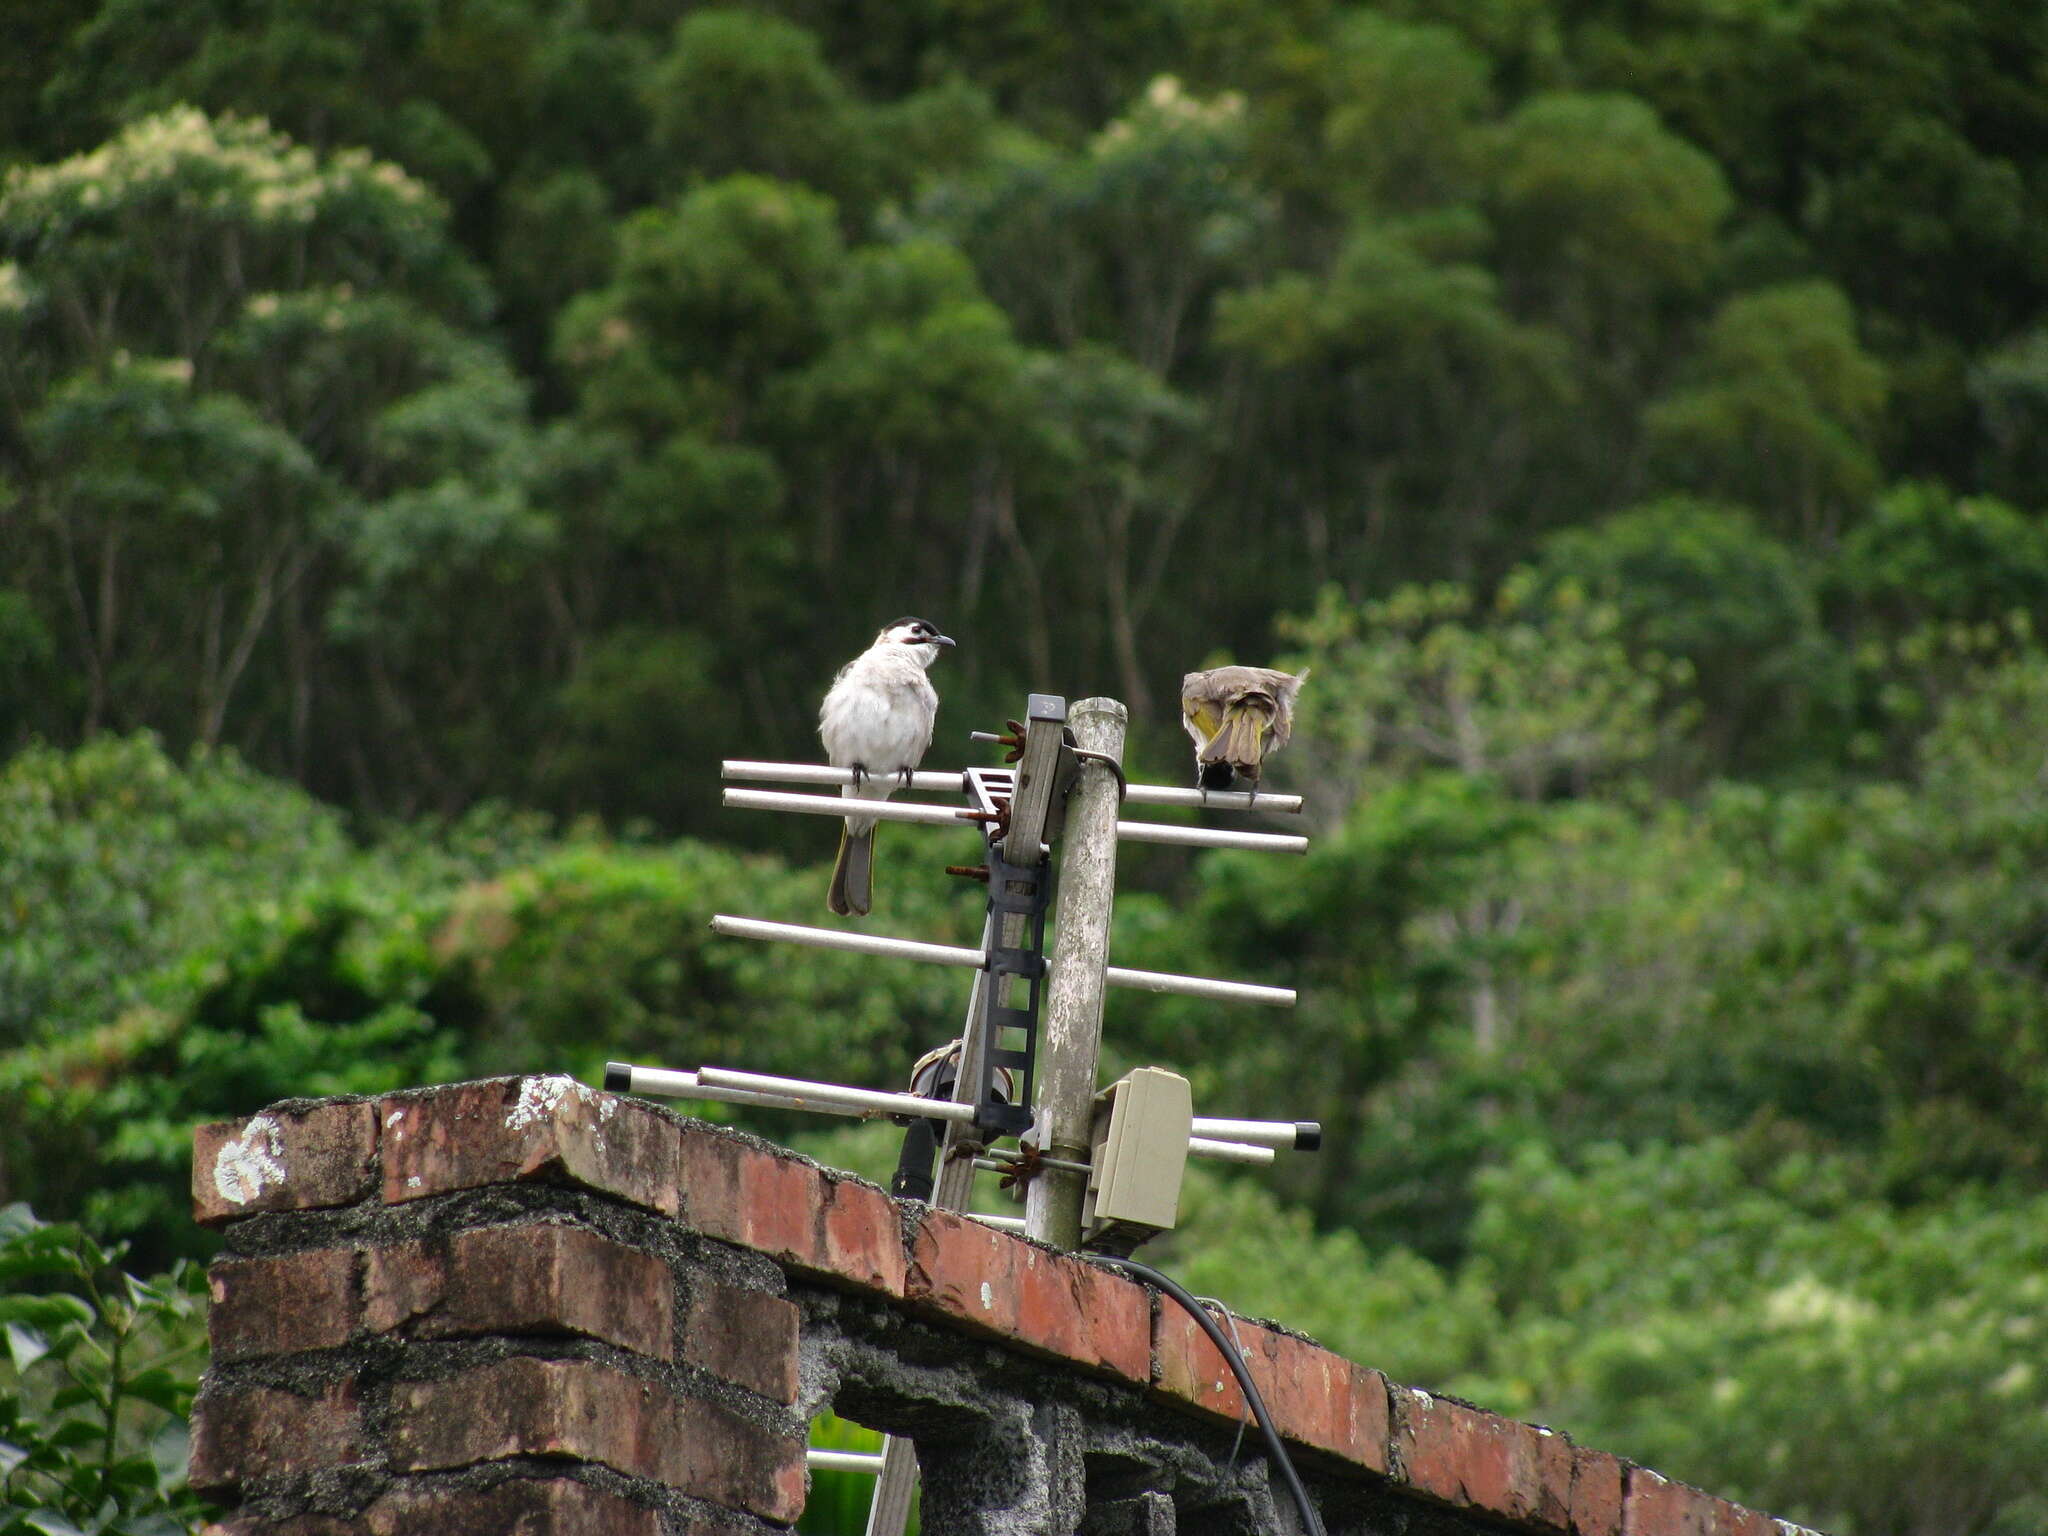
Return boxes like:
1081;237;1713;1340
1115;821;1307;853
712;914;1297;1007
696;1065;978;1123
722;758;1302;815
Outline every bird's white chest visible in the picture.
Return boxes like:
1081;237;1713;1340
819;653;938;773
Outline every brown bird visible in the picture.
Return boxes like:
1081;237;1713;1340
1179;665;1307;791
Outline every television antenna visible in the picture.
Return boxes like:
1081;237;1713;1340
603;694;1318;1534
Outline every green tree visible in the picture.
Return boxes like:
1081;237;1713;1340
1537;498;1844;773
0;110;550;805
1646;281;1888;544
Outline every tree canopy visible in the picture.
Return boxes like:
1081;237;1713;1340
3;4;2048;1531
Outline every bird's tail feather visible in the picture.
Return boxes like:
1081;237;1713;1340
827;824;875;916
1199;696;1276;773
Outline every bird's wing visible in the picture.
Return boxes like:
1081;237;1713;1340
1181;690;1224;748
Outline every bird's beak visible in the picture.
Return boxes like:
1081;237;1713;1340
931;633;956;647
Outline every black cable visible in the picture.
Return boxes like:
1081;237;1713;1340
1088;1253;1326;1536
1069;745;1128;800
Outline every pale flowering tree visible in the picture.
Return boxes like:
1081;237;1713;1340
0;109;543;774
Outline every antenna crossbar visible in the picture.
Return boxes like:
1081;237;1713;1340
607;1061;1287;1165
724;785;1306;853
722;787;984;829
721;758;1304;815
709;914;1296;1007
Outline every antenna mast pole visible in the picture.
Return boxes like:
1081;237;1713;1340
1025;696;1127;1249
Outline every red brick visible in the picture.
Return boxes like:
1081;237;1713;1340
673;1393;808;1524
681;1274;799;1402
202;1479;660;1536
363;1222;672;1359
678;1125;906;1295
366;1477;660;1535
1153;1308;1389;1471
380;1077;678;1216
208;1248;359;1360
1573;1447;1629;1536
904;1211;1149;1383
189;1379;365;1492
1392;1386;1570;1526
388;1357;652;1476
194;1103;378;1224
1625;1469;1780;1536
1535;1425;1578;1529
388;1357;802;1523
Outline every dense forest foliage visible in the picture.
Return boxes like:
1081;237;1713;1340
3;1;2047;1531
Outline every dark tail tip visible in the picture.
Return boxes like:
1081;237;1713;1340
1295;1121;1322;1151
603;1062;632;1093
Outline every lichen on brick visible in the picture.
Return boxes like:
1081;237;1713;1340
213;1114;289;1206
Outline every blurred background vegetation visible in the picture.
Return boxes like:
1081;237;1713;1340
3;1;2047;1531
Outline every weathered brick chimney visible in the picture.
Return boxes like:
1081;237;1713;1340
189;1075;1818;1535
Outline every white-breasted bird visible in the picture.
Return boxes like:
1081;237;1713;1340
1180;665;1307;791
819;617;955;915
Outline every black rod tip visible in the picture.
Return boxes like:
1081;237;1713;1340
603;1062;632;1093
1295;1122;1322;1152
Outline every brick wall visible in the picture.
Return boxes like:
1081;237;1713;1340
190;1076;1818;1535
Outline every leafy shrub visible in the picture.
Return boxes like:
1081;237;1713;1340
0;1205;211;1535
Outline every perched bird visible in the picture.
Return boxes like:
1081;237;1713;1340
819;617;954;915
1180;665;1307;791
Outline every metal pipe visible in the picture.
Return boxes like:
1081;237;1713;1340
1115;821;1308;854
712;915;1296;1007
1102;966;1295;1008
723;787;977;828
615;1062;1286;1167
605;1063;834;1115
1028;696;1127;1248
1189;1117;1323;1152
696;1066;976;1124
1122;783;1304;815
711;915;987;971
1187;1136;1277;1166
726;785;1307;853
809;1449;886;1474
725;760;969;796
722;759;1302;815
980;1148;1093;1176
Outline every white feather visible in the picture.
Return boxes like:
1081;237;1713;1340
819;631;943;835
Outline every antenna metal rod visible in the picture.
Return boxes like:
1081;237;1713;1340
725;760;973;796
1190;1116;1323;1152
711;914;1297;1007
722;787;980;828
1187;1136;1277;1166
695;1066;978;1124
728;785;1307;853
722;759;1302;815
1102;966;1295;1007
810;1450;887;1474
710;915;986;970
609;1062;1289;1167
1121;784;1304;814
604;1064;826;1114
1115;821;1307;854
